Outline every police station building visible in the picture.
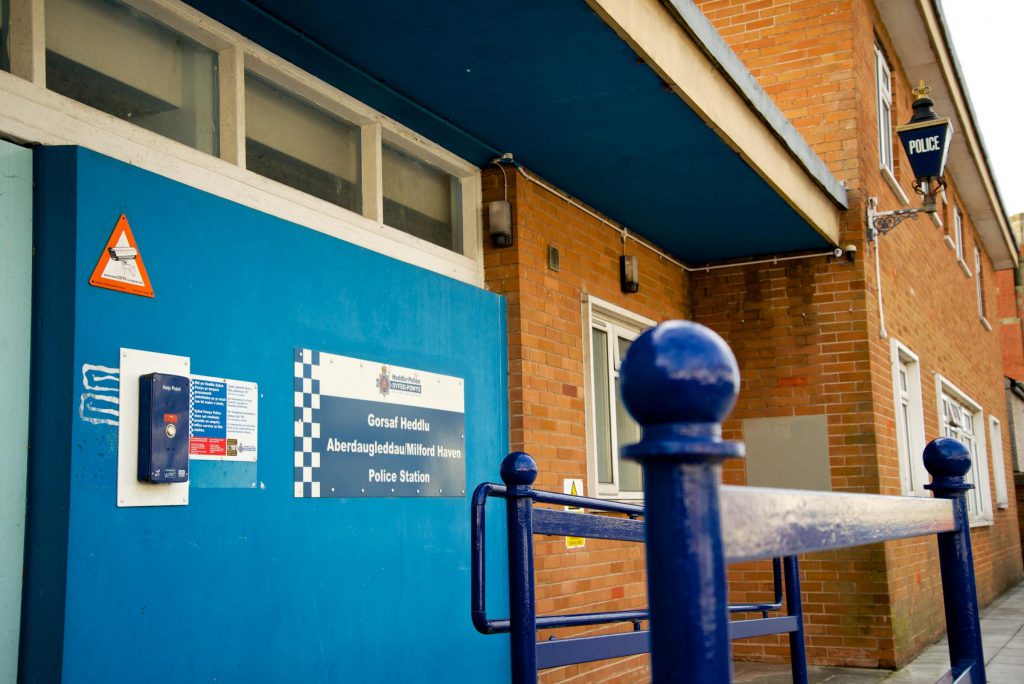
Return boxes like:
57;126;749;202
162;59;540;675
0;0;1019;682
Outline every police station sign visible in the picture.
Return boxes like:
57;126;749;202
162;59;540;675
293;348;465;498
897;117;953;181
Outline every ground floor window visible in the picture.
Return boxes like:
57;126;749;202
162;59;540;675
989;416;1009;509
937;377;992;523
891;339;926;495
585;298;653;500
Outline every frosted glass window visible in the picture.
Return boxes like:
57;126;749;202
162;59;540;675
45;0;219;155
383;142;462;252
245;73;360;213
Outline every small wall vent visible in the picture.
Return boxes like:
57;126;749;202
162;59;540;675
548;245;560;272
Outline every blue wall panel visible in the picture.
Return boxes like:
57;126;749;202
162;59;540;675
25;147;510;682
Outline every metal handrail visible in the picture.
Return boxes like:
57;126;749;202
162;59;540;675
472;320;986;684
471;480;804;680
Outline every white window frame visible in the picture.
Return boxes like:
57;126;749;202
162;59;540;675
1009;389;1024;473
875;44;894;176
974;246;991;330
935;374;993;525
954;205;970;277
583;296;654;501
890;339;927;496
0;0;483;285
989;416;1009;510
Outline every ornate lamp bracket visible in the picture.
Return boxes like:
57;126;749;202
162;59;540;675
867;196;924;241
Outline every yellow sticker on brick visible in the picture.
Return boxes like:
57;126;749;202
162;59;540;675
563;478;586;549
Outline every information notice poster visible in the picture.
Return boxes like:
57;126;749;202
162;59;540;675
293;348;465;498
189;375;259;461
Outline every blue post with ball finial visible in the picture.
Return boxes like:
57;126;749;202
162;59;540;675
619;320;744;683
500;451;539;684
923;437;986;684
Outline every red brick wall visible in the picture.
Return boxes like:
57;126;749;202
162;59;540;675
996;269;1024;381
690;248;899;667
694;0;1023;668
480;0;1023;678
483;166;690;682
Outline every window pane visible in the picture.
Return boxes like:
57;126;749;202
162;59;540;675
1;0;10;72
383;142;462;252
45;0;218;155
591;328;613;484
618;336;633;363
992;421;1008;507
245;73;360;213
876;48;892;172
615;375;642;492
976;248;986;318
900;402;913;488
955;209;964;260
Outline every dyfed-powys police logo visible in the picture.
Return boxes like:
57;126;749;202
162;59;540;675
376;365;390;397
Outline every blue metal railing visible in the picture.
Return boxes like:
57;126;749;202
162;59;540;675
471;484;803;676
472;320;985;684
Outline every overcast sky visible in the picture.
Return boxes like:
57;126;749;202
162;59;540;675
941;0;1024;216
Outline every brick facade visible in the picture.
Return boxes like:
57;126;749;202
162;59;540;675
483;166;688;682
696;0;1024;667
482;0;1023;678
996;266;1024;382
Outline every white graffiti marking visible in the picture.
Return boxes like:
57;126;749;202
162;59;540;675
82;364;120;391
80;363;120;425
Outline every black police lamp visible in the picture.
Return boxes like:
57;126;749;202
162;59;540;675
868;82;953;239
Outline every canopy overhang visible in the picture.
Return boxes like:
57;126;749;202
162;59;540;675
183;0;848;263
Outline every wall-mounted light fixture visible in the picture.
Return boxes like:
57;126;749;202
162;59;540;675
489;154;514;248
488;200;512;247
620;255;639;293
867;82;953;240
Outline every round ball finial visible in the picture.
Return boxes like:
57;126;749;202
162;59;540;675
500;451;538;487
620;321;739;427
923;437;972;479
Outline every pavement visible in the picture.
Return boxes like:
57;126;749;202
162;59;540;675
732;580;1024;683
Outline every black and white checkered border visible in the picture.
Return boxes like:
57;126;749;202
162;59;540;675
293;348;321;498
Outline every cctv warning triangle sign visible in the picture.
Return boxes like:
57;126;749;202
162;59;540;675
89;214;154;297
